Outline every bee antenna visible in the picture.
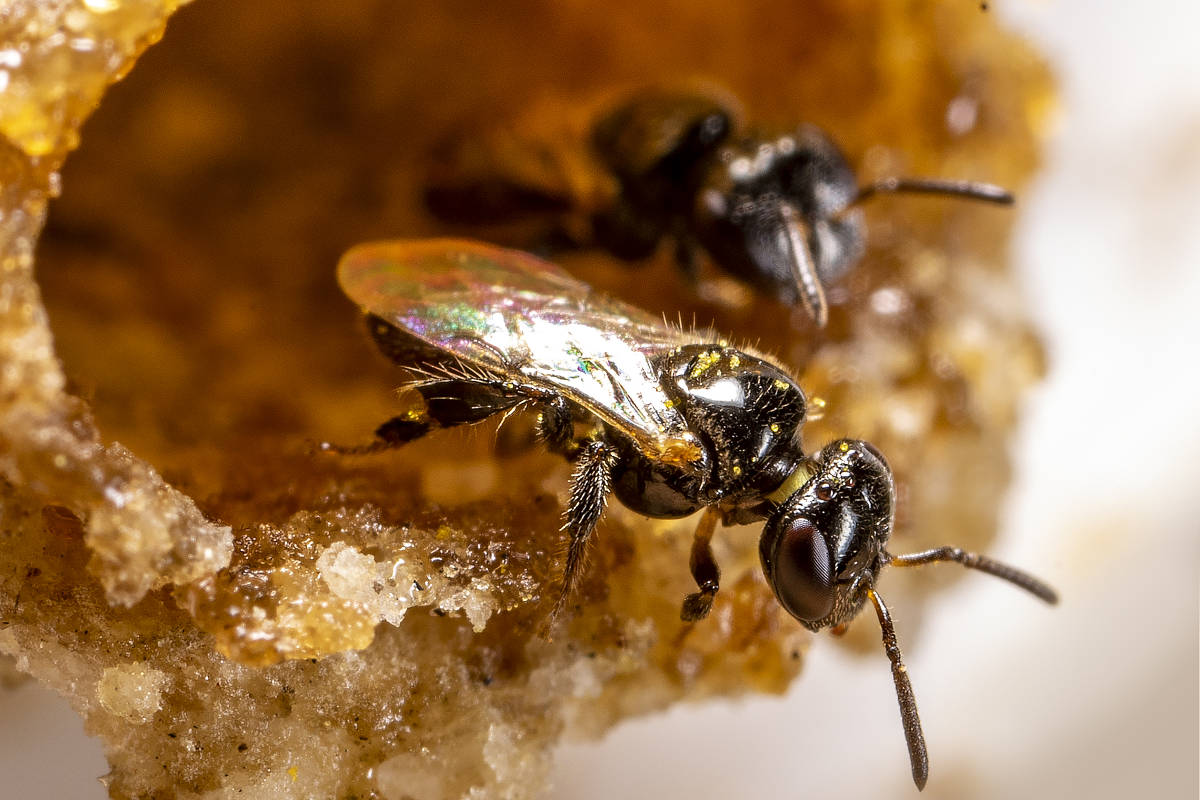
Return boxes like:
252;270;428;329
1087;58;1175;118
852;177;1014;207
883;547;1058;604
865;584;929;791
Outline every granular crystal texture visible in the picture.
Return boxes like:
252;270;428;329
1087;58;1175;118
0;0;231;608
0;1;1050;798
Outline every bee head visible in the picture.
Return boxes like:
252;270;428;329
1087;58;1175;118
693;125;865;319
755;437;1055;790
758;438;894;629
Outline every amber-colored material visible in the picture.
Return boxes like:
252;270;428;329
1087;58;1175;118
0;1;1048;797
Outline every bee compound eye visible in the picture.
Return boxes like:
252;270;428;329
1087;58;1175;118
772;517;835;623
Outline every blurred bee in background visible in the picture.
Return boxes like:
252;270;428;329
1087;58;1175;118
425;88;1014;327
330;238;1057;789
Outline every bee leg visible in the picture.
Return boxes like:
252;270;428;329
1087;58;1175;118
319;379;524;455
680;506;721;621
315;413;434;455
550;438;620;621
537;394;576;457
373;414;435;446
591;200;662;261
673;234;701;285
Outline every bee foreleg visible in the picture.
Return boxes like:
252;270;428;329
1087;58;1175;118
550;439;620;622
680;506;721;621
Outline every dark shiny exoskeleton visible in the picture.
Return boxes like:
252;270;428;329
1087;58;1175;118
330;238;1057;791
425;88;1014;326
690;125;867;322
609;342;807;522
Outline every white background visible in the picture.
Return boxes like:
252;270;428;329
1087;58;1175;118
2;1;1197;798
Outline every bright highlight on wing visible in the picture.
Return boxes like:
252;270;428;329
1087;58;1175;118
338;239;706;462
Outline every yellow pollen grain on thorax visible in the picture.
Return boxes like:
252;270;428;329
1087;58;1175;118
728;354;740;369
689;349;722;379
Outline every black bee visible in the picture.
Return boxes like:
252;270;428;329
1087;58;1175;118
331;238;1057;790
424;88;1014;326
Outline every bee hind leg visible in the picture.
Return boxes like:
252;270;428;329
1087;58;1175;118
549;439;620;623
314;414;433;456
318;378;524;455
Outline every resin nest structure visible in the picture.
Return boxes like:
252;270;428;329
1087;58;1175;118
0;1;1049;798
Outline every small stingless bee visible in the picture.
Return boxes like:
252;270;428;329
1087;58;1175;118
426;88;1014;326
330;238;1056;790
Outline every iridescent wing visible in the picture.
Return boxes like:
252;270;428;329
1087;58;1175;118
338;238;707;465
